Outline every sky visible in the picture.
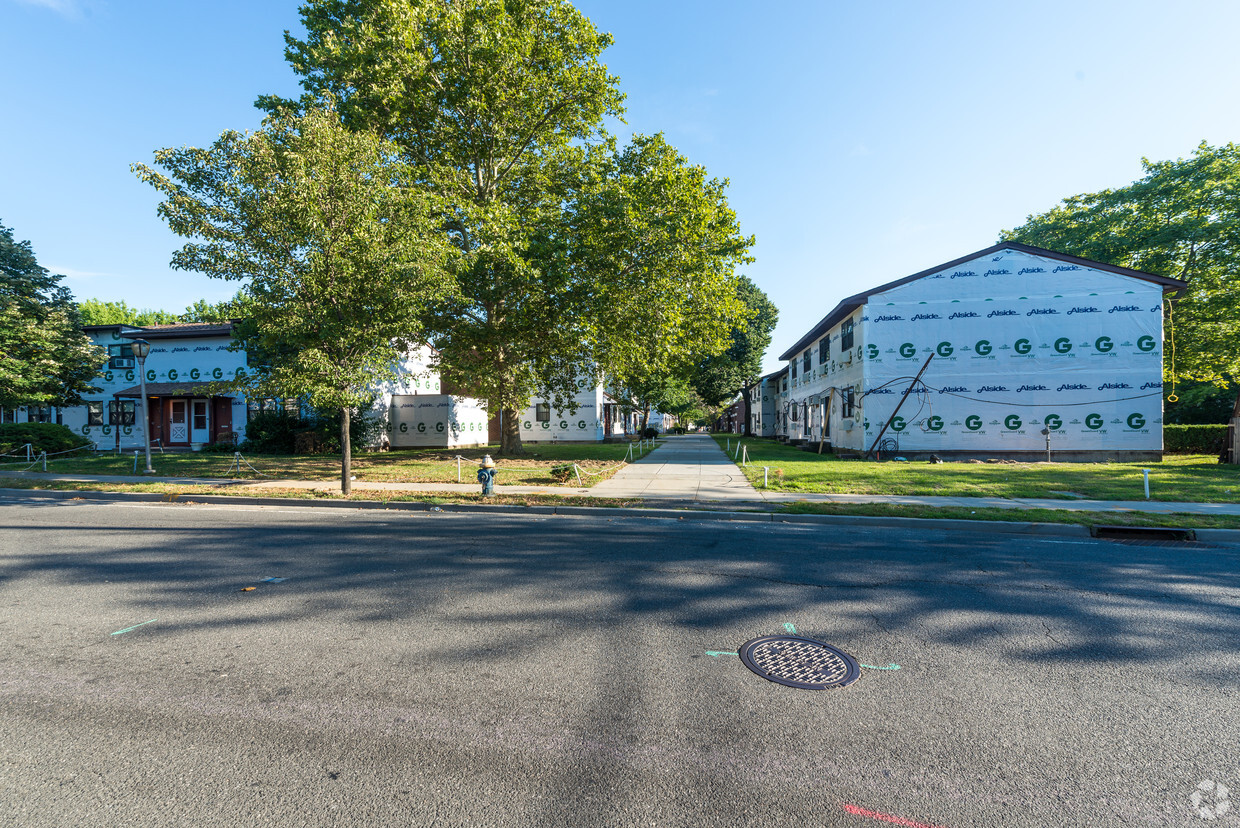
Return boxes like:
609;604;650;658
3;0;1239;374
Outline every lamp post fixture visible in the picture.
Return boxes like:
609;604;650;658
130;338;155;475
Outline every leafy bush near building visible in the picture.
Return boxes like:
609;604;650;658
0;423;92;456
549;463;576;482
1164;424;1229;454
240;409;382;455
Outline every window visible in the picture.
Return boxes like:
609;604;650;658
841;388;856;419
108;400;136;426
790;404;797;422
87;402;104;426
193;401;208;430
840;318;855;352
535;403;551;422
1;409;14;424
818;336;829;364
27;406;57;424
790;360;797;380
802;350;811;374
107;343;135;369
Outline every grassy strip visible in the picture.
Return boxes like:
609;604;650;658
2;441;659;487
3;477;1237;530
775;500;1240;530
712;435;1240;503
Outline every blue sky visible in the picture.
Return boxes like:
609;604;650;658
4;0;1239;374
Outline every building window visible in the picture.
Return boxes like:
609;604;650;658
818;336;828;364
193;404;208;431
107;343;135;369
790;360;797;380
108;400;136;426
87;402;104;426
802;350;811;373
2;409;14;424
841;388;856;419
790;404;797;422
840;318;855;352
535;403;550;422
26;406;57;424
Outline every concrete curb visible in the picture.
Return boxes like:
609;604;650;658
7;486;1236;543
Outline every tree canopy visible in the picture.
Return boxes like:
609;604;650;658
1001;142;1240;411
687;275;778;407
133;104;452;492
77;299;180;327
263;0;754;452
0;221;104;409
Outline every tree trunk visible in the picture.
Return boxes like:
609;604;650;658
499;406;523;455
641;403;650;433
340;406;351;495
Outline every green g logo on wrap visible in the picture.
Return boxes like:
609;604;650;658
1044;414;1063;430
1095;336;1114;353
416;423;426;433
965;415;983;431
168;368;178;381
1054;338;1072;354
559;420;568;430
935;341;954;358
890;416;906;432
1085;413;1104;430
399;423;408;433
867;344;879;359
899;342;916;358
1014;338;1032;355
436;423;445;433
577;420;587;429
1003;414;1022;430
1137;335;1156;352
146;369;156;381
925;415;943;431
212;368;223;379
974;340;992;356
190;368;200;380
1127;413;1146;429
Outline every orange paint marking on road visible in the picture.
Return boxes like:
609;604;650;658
842;803;946;828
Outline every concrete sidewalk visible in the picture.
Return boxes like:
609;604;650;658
588;433;759;501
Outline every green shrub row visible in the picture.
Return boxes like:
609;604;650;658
0;423;93;457
239;409;382;455
1164;423;1230;454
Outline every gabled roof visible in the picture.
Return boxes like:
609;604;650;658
112;381;234;398
121;323;234;340
777;241;1187;361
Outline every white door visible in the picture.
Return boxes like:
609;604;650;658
191;399;210;444
170;400;188;444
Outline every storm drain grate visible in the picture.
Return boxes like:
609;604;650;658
738;635;861;690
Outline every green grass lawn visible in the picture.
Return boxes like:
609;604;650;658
711;434;1239;503
0;440;657;487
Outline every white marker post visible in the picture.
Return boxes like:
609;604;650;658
1142;468;1150;500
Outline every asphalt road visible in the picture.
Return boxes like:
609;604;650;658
1;495;1238;827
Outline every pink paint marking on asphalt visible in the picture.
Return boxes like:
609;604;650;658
842;803;946;828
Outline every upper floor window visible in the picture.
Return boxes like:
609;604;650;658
840;318;855;352
802;350;811;373
107;343;135;369
87;402;104;426
535;403;551;422
818;337;828;364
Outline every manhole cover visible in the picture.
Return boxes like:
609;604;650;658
738;635;860;690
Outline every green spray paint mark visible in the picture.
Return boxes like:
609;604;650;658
110;619;157;636
782;622;797;634
860;663;901;670
705;651;737;658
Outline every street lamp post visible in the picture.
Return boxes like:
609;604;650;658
130;338;155;475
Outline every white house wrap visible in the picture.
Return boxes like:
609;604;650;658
776;242;1186;460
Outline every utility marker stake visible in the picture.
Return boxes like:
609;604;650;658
457;456;461;484
573;463;583;486
1143;468;1150;500
133;451;139;474
763;466;769;488
41;451;46;472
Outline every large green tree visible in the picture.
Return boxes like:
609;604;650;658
0;222;104;409
1001;141;1240;416
687;274;778;407
263;0;753;453
134;105;452;493
77;299;180;327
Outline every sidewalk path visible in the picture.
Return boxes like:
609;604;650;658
588;434;760;501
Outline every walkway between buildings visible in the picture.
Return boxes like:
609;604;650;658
587;433;759;502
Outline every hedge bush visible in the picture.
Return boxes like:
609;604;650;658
239;409;382;455
0;423;93;457
1164;423;1229;454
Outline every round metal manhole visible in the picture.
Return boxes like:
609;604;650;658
738;635;861;690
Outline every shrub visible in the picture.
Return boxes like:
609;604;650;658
641;426;659;439
549;463;576;482
0;423;92;457
239;407;384;454
1164;424;1229;454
